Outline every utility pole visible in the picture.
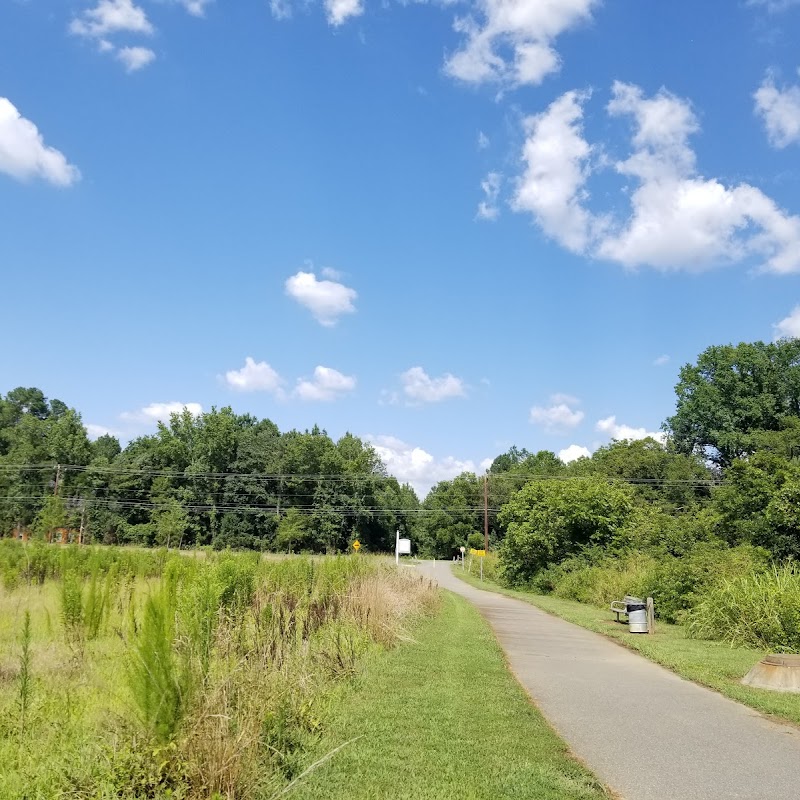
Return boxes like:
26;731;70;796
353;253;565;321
79;502;87;545
483;472;489;553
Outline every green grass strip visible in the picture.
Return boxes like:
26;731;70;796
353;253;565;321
454;568;800;728
290;591;610;800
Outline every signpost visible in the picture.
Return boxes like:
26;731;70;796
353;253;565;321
395;529;411;565
352;540;361;552
469;548;486;580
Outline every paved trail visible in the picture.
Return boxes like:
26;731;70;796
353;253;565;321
418;561;800;800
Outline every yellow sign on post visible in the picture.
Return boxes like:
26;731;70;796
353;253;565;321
352;540;361;551
469;548;486;557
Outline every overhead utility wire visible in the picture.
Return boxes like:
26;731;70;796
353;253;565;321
0;463;723;487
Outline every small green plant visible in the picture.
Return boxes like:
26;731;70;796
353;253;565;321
127;591;186;744
17;610;33;737
60;570;85;657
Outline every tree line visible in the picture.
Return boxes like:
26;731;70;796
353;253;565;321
2;337;799;559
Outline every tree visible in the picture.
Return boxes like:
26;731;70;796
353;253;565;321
34;495;68;541
712;452;800;558
667;340;800;467
153;499;189;549
498;478;635;585
569;437;712;510
419;473;484;558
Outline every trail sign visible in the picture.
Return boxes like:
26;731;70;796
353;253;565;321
469;548;486;557
352;540;361;551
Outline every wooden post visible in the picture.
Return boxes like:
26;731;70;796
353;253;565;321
646;597;655;634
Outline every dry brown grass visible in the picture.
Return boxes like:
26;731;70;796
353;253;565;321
343;568;439;647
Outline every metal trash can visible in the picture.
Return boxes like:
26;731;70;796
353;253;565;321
627;600;648;634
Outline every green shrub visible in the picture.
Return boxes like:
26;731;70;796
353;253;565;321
686;564;800;651
127;591;186;744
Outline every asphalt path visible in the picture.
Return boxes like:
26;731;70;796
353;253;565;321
418;560;800;800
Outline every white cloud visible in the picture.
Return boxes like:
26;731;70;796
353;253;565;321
269;0;293;19
511;90;596;252
285;270;357;326
70;0;154;39
479;456;494;472
478;131;490;149
477;171;502;220
444;0;597;88
295;366;356;401
559;443;591;463
86;423;122;440
774;305;800;339
325;0;363;25
653;354;670;366
596;415;665;443
174;0;213;16
116;46;156;72
747;0;800;10
121;402;203;425
400;367;466;404
224;357;284;394
755;71;800;148
530;394;584;432
512;83;800;274
367;434;476;497
0;98;80;187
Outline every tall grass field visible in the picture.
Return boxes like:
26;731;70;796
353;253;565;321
0;541;437;798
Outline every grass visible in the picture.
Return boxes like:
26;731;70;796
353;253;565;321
0;546;438;798
290;591;611;800
453;566;800;728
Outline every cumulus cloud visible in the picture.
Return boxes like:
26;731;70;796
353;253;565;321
70;0;154;38
324;0;363;25
653;354;670;366
85;423;122;440
444;0;597;88
224;357;284;394
559;443;591;463
120;402;203;425
774;305;800;339
530;394;584;432
367;434;476;497
595;415;665;443
512;82;800;274
0;98;80;186
400;367;466;404
285;270;357;326
755;71;800;148
477;171;502;220
116;46;156;72
295;366;356;401
512;90;596;252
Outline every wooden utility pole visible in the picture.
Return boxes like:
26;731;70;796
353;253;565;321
483;473;489;553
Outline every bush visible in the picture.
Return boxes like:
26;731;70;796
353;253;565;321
686;564;800;651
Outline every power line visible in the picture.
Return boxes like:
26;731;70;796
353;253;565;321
0;463;722;487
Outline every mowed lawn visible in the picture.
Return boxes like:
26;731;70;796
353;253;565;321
454;569;800;728
291;591;610;800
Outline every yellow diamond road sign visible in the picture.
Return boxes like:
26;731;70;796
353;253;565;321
353;540;361;551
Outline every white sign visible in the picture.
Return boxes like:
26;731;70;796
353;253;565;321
397;538;411;555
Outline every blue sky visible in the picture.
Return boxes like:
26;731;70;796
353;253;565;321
2;0;800;494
